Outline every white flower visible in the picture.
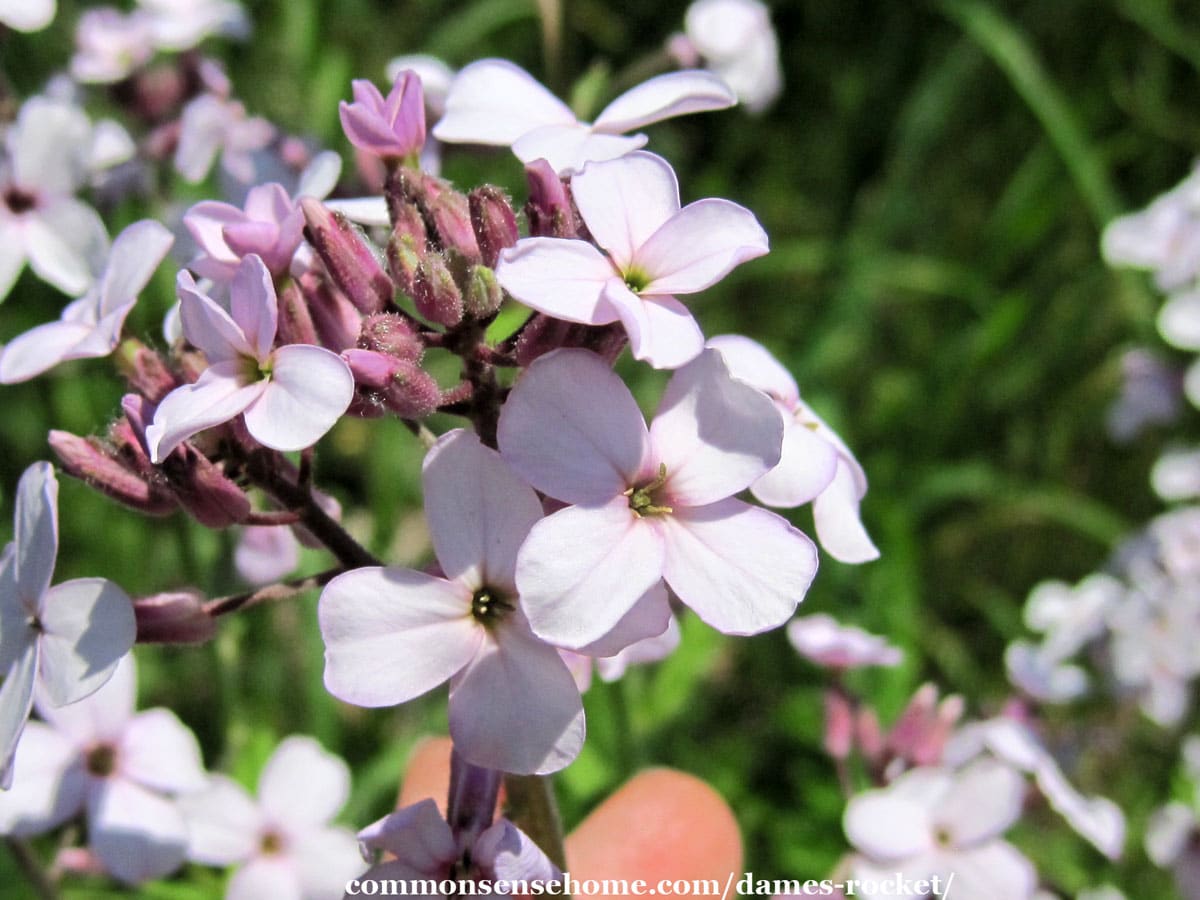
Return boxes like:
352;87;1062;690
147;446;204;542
683;0;782;113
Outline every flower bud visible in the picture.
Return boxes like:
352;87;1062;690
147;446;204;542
359;313;423;361
298;271;361;351
339;70;426;163
469;185;519;267
856;707;885;764
115;339;178;403
413;254;463;327
276;278;319;346
387;201;427;295
823;690;854;760
162;449;252;528
134;590;217;644
514;316;627;367
48;429;176;516
886;682;938;762
300;197;394;314
428;189;481;262
344;349;440;419
911;694;965;767
524;158;577;238
463;265;503;320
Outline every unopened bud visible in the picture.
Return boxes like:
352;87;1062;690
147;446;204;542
359;313;423;361
344;349;440;419
48;429;176;516
428;189;481;262
413;254;463;327
823;690;854;760
524;159;576;238
163;449;252;528
514;316;627;367
301;197;394;314
911;694;965;767
887;683;938;762
276;279;319;346
463;265;503;319
856;707;885;764
387;201;427;295
134;590;217;644
115;339;178;403
469;186;519;267
299;271;361;351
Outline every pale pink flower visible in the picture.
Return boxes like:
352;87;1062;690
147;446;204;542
0;655;207;884
1102;166;1200;293
145;254;354;462
339;71;426;161
137;0;248;51
1146;802;1196;867
0;96;109;300
1156;290;1200;408
70;8;155;84
496;153;767;368
234;526;299;586
707;334;878;562
319;429;586;775
681;0;782;113
500;348;817;649
0;463;136;789
184;182;304;281
786;613;901;670
179;736;363;900
0;220;174;384
1151;448;1200;502
0;0;54;31
561;615;682;692
433;59;735;175
175;93;275;185
844;759;1037;900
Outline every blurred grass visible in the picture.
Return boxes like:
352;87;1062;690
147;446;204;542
2;0;1200;894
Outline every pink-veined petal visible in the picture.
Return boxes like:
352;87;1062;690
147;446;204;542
119;708;207;794
0;722;85;833
97;220;174;317
813;460;879;563
88;778;189;884
319;568;481;707
936;758;1026;847
24;199;107;297
706;333;799;405
750;419;839;507
229;254;278;360
572;152;681;267
242;344;353;452
228;857;303;900
650;348;782;505
600;281;704;369
593;70;736;134
576;582;672;658
449;623;584;775
498;348;649;505
177;270;254;363
37;578;135;707
14;461;58;610
34;651;135;745
145;361;265;463
638;199;768;294
513;125;645;175
0;319;97;384
660;499;816;635
258;736;350;829
515;499;666;649
422;430;542;593
433;59;575;146
495;238;616;324
0;640;38;790
177;775;261;865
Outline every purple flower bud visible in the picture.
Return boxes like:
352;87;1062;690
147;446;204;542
115;339;179;404
463;265;503;320
428;189;481;262
344;349;440;419
524;159;577;238
856;707;884;764
514;316;627;367
162;449;252;528
469;186;519;267
298;271;362;352
134;590;217;644
386;200;427;295
300;197;394;314
413;254;463;327
48;429;176;516
823;690;854;761
886;683;938;763
359;313;423;361
343;348;402;389
276;279;320;346
339;70;426;163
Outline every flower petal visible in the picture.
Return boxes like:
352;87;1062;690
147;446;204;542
942;842;1038;900
0;546;31;673
229;254;278;361
259;735;350;828
0;722;85;832
0;641;38;790
0;319;98;384
513;125;645;175
433;59;575;145
498;348;649;505
577;582;672;658
450;622;584;774
293;826;366;897
935;758;1026;847
516;499;666;649
422;430;543;593
660;499;816;635
706;333;799;405
177;270;254;363
813;460;879;563
600;281;705;369
750;419;838;507
119;708;207;794
571;152;681;265
14;461;58;610
475;818;563;881
227;857;303;900
638;199;768;295
593;70;736;134
24;199;107;297
176;775;261;864
88;777;189;884
144;361;265;463
319;567;480;707
35;650;135;745
242;344;353;451
495;238;616;324
650;348;783;505
1158;289;1200;351
10;98;89;194
357;799;456;869
98;220;174;318
37;578;135;707
844;778;937;860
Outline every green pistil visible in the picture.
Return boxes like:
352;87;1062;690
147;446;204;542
625;463;673;517
471;586;514;628
623;266;650;293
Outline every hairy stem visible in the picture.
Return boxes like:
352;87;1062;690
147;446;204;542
203;567;343;617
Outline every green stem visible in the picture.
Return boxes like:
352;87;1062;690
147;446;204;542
4;838;61;900
503;774;567;871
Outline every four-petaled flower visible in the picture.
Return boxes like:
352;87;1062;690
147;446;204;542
183;182;305;282
339;70;427;163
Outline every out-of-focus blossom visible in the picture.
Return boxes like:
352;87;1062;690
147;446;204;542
0;97;109;300
1004;641;1089;703
0;655;207;884
1146;802;1196;867
385;55;455;173
708;335;878;562
137;0;248;51
0;220;173;383
339;71;426;162
70;8;155;84
679;0;782;113
1024;575;1121;663
1152;448;1200;502
145;255;355;462
434;59;735;175
320;430;586;775
234;526;300;586
179;736;362;899
497;153;767;368
0;0;54;31
175;93;275;185
1102;166;1200;293
1156;289;1200;408
786;613;901;669
0;463;136;789
1106;348;1183;443
184;182;304;281
844;758;1037;900
560;616;682;692
500;348;817;650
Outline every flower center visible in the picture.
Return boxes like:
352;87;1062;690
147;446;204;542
623;266;650;293
471;586;514;628
933;824;954;848
86;744;118;777
625;463;673;517
2;187;37;215
260;830;286;855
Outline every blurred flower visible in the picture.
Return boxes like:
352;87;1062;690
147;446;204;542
0;220;174;383
1106;348;1183;443
708;334;878;562
500;348;817;649
175;93;275;185
679;0;783;113
0;0;54;31
145;255;354;461
179;735;362;899
434;59;735;175
1102;166;1200;293
1152;447;1200;502
1156;289;1200;408
1146;801;1195;867
234;526;299;586
137;0;248;51
339;71;426;163
320;430;586;775
786;613;900;669
497;153;767;368
560;615;682;692
0;654;207;884
184;182;304;281
70;8;155;84
0;463;136;789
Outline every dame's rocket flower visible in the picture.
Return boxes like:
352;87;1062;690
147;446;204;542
496;153;767;369
680;0;783;113
183;182;305;282
339;70;426;163
433;59;735;175
0;0;54;31
145;254;354;462
499;348;817;650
